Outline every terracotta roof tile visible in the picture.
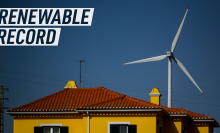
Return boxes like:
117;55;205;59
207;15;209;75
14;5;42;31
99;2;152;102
7;86;217;123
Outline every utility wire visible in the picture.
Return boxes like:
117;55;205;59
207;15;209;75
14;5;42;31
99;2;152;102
129;95;220;107
0;75;219;102
1;76;220;107
1;68;220;105
0;76;64;87
0;67;213;97
7;91;18;107
81;82;219;101
0;68;67;81
4;100;14;108
0;67;214;99
0;73;216;103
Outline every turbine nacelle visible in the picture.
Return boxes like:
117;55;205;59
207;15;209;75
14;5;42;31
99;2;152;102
166;51;173;57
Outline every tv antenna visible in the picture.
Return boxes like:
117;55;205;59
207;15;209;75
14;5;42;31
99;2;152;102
79;60;85;88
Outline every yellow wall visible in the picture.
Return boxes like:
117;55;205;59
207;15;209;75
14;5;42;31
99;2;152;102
86;112;157;133
12;113;215;133
13;115;83;133
163;117;182;133
83;115;88;133
188;123;211;133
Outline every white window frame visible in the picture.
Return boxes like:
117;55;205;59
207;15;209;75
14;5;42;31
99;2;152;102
108;122;130;133
40;124;63;133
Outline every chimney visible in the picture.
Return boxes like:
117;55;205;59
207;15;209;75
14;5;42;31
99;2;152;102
64;81;78;88
149;88;162;105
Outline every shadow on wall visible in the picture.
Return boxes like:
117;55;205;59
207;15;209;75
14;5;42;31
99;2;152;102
163;120;179;133
188;123;211;133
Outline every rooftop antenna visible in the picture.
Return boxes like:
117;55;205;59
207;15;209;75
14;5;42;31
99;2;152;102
123;7;204;108
79;60;85;88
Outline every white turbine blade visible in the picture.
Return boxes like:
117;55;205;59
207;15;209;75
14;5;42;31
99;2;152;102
173;57;204;95
171;7;189;53
123;55;167;65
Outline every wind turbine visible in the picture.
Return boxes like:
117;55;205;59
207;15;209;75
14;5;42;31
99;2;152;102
122;7;204;108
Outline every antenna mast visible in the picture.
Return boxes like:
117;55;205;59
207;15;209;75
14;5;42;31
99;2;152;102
80;60;85;88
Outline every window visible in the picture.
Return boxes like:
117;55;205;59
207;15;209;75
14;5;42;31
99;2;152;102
43;126;60;133
110;124;127;133
34;124;68;133
182;127;186;133
120;125;127;133
108;122;137;133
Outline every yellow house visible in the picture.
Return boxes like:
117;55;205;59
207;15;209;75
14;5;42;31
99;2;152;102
7;81;219;133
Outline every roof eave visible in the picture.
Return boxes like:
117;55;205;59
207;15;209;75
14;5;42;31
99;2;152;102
193;120;219;127
75;109;163;112
6;111;79;115
170;114;188;117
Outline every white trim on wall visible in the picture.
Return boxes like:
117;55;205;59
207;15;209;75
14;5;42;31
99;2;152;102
40;124;63;127
107;122;130;133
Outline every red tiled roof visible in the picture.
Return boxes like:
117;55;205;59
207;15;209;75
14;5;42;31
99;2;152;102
7;87;216;121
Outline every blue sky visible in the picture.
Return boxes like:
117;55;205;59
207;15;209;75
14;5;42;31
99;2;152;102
1;0;220;132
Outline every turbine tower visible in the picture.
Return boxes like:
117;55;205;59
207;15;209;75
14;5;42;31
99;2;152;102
122;7;204;108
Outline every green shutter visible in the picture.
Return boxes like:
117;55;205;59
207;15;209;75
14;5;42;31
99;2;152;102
110;124;120;133
60;126;68;133
128;125;137;133
34;127;43;133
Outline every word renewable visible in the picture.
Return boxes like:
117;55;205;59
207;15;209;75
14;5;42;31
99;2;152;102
0;8;94;46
